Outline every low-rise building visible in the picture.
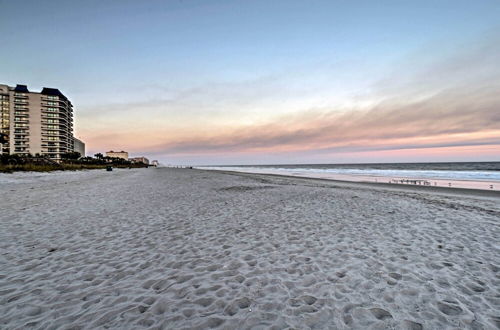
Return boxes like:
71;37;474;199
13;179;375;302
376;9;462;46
129;156;149;165
106;150;128;160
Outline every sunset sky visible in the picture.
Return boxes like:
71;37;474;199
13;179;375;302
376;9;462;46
1;0;499;164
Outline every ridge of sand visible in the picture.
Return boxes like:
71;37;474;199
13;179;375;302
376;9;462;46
1;168;499;329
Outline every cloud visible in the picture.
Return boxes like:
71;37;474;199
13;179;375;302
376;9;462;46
81;30;500;161
371;29;500;98
143;81;500;155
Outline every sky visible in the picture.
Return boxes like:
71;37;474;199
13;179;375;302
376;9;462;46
1;0;499;165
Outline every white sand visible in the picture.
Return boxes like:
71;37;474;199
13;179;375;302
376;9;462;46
0;168;499;329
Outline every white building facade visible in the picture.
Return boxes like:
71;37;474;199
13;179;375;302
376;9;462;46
74;138;85;157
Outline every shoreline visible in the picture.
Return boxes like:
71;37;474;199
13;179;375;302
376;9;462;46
3;166;499;198
195;165;500;191
202;168;500;199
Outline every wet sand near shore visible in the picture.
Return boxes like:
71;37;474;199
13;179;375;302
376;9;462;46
198;167;500;192
213;169;500;199
1;168;499;329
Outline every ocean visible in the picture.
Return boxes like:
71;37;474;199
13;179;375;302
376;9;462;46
196;162;500;190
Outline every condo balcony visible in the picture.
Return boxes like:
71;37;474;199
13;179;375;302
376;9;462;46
41;115;60;120
41;96;58;101
46;108;70;113
41;120;58;125
41;102;66;108
41;96;70;105
41;130;62;135
13;94;28;99
42;122;68;129
14;112;29;117
40;101;59;108
14;119;29;124
49;126;68;132
14;143;29;148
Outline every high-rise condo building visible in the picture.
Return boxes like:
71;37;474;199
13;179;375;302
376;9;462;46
0;84;76;160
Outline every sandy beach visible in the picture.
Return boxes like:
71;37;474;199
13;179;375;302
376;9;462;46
1;168;499;329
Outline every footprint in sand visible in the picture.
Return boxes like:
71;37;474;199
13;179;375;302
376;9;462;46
236;297;251;309
295;305;318;314
369;308;393;320
437;300;463;316
224;304;238;316
388;272;402;280
301;295;317;305
490;316;500;328
194;297;214;307
402;320;423;330
182;308;195;317
224;297;251;316
202;317;225;328
467;280;486;293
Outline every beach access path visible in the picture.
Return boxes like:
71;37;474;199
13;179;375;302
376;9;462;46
1;168;499;329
